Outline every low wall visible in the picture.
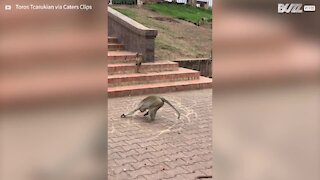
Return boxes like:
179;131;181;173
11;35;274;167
108;7;158;62
174;58;212;78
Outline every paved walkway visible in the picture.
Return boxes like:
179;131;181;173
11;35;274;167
108;89;212;180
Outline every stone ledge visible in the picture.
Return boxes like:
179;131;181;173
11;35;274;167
108;7;158;62
174;58;212;78
108;8;157;37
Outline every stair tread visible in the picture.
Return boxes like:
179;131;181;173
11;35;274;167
108;76;211;92
108;61;177;67
108;68;198;79
108;37;119;43
108;61;179;75
108;51;137;56
108;43;123;45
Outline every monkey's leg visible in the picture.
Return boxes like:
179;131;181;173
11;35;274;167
126;108;139;116
149;107;160;121
136;65;141;73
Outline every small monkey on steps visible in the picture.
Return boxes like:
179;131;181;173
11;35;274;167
135;53;143;73
121;96;180;121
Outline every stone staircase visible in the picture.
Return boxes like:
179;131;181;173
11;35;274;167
107;36;212;97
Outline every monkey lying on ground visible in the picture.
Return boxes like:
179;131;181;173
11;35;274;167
121;96;180;121
135;53;143;73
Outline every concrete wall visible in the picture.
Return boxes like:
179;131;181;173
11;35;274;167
174;58;212;78
108;7;158;62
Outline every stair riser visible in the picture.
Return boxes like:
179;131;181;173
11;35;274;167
108;72;200;87
108;38;118;43
108;56;137;64
108;65;179;75
108;45;124;51
108;82;211;97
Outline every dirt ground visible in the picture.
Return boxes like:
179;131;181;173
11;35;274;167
110;5;212;60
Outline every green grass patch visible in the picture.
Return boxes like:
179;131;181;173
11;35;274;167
113;8;137;18
113;7;169;30
145;3;212;24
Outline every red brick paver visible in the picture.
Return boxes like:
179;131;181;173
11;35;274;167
108;89;213;179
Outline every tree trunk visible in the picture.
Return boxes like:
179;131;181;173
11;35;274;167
193;0;197;6
188;0;196;6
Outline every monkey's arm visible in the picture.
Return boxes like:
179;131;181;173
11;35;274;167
121;108;139;118
136;66;141;73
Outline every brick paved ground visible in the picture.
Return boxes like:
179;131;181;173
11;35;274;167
108;89;212;180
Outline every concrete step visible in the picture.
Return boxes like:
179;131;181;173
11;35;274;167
108;61;179;75
108;43;124;51
108;76;212;97
108;36;119;43
108;68;200;87
108;51;138;63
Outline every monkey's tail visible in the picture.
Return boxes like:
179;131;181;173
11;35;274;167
160;98;180;119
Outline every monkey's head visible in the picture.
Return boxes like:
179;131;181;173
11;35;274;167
136;53;143;58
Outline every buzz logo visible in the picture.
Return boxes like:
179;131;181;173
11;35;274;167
278;3;303;13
